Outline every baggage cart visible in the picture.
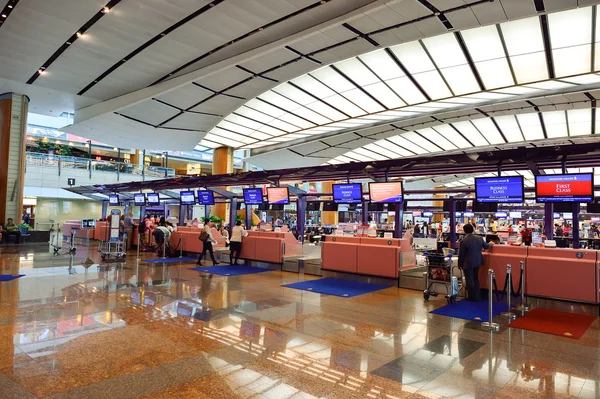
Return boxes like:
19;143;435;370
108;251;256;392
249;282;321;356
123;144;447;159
423;249;463;304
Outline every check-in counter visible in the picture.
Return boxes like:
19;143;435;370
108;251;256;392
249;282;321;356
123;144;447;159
169;227;226;253
94;221;109;241
479;245;527;290
238;231;290;264
526;247;598;303
63;220;93;239
322;236;416;279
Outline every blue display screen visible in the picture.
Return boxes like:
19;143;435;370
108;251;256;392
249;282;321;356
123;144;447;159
133;193;145;206
475;176;524;203
180;191;196;205
147;193;160;205
109;194;119;205
333;183;362;204
197;190;214;205
243;188;263;205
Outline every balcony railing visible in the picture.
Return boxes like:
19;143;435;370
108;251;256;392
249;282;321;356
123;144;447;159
25;152;176;180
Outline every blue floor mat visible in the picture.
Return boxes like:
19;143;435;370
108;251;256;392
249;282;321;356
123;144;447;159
282;277;388;298
189;265;271;276
141;257;198;264
0;274;24;281
430;300;510;322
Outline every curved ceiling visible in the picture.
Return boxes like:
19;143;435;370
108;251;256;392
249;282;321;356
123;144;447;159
62;0;570;150
210;6;600;151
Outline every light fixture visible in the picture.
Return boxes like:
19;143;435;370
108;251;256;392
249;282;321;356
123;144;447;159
102;6;110;13
1;14;6;18
38;69;45;74
76;32;82;38
66;41;71;45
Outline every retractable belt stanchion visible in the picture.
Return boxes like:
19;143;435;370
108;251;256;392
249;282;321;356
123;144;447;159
517;260;529;312
501;264;517;320
162;240;167;259
482;269;500;332
179;236;183;258
136;232;141;261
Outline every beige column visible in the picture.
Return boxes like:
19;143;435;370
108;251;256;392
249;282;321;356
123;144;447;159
212;147;233;222
0;93;28;223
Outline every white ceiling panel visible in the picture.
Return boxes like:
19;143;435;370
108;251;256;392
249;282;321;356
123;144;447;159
118;100;181;126
154;84;213;110
162;112;221;132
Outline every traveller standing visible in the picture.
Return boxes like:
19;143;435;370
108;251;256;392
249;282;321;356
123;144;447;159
230;221;246;265
458;223;493;301
123;212;136;250
197;221;219;265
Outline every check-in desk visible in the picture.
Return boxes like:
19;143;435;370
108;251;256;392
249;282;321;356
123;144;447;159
479;245;527;291
321;236;416;284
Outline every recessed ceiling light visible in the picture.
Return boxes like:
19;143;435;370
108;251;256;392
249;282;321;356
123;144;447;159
66;41;71;45
102;7;110;13
76;32;82;37
38;69;44;74
1;14;6;18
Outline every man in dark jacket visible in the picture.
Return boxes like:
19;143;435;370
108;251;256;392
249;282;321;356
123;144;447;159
458;223;493;301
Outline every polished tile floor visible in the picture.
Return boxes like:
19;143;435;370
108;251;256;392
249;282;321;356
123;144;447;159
0;242;599;398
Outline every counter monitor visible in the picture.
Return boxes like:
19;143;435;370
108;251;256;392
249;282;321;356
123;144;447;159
267;187;289;205
197;190;214;205
332;183;362;204
147;193;160;205
475;176;524;203
82;219;96;228
180;191;196;205
133;193;146;206
535;173;594;203
369;182;403;203
243;188;263;205
109;194;119;206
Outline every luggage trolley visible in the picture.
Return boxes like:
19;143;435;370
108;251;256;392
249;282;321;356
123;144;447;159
423;248;463;304
100;209;126;262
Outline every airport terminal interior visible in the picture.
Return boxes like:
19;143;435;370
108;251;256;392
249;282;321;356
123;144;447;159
3;0;600;398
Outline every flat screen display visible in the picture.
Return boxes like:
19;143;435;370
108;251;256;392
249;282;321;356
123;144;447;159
243;188;263;205
422;211;433;217
147;193;160;205
133;193;146;206
535;173;594;203
475;176;524;203
180;191;196;205
109;194;119;206
463;212;475;217
495;212;508;218
82;219;96;228
509;211;522;218
369;182;403;203
267;187;289;205
332;183;362;204
197;190;214;205
563;212;573;219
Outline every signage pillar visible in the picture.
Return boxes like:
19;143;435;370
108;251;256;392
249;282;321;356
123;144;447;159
544;203;554;239
449;198;457;248
101;200;108;220
205;204;211;221
394;203;403;238
179;204;185;226
229;199;238;231
140;205;146;219
361;200;369;224
297;197;306;244
572;203;580;249
245;205;251;230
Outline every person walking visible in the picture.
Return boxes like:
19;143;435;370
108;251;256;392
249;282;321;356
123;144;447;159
197;221;219;265
458;223;493;301
230;221;246;265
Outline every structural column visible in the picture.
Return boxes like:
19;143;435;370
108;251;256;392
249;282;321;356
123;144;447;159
0;93;28;224
212;147;233;222
321;181;338;225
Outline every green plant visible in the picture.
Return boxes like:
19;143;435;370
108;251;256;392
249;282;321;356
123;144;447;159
200;216;207;223
209;216;223;223
235;214;243;222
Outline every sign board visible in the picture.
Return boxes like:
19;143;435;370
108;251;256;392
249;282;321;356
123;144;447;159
110;209;121;243
383;232;394;238
68;178;75;186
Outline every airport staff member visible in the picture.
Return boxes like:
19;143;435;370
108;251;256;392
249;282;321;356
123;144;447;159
123;212;137;250
458;223;493;302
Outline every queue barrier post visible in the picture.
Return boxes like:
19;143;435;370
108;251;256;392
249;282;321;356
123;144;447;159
518;260;530;312
179;236;183;258
481;269;500;332
501;264;517;320
136;232;141;261
162;240;167;259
